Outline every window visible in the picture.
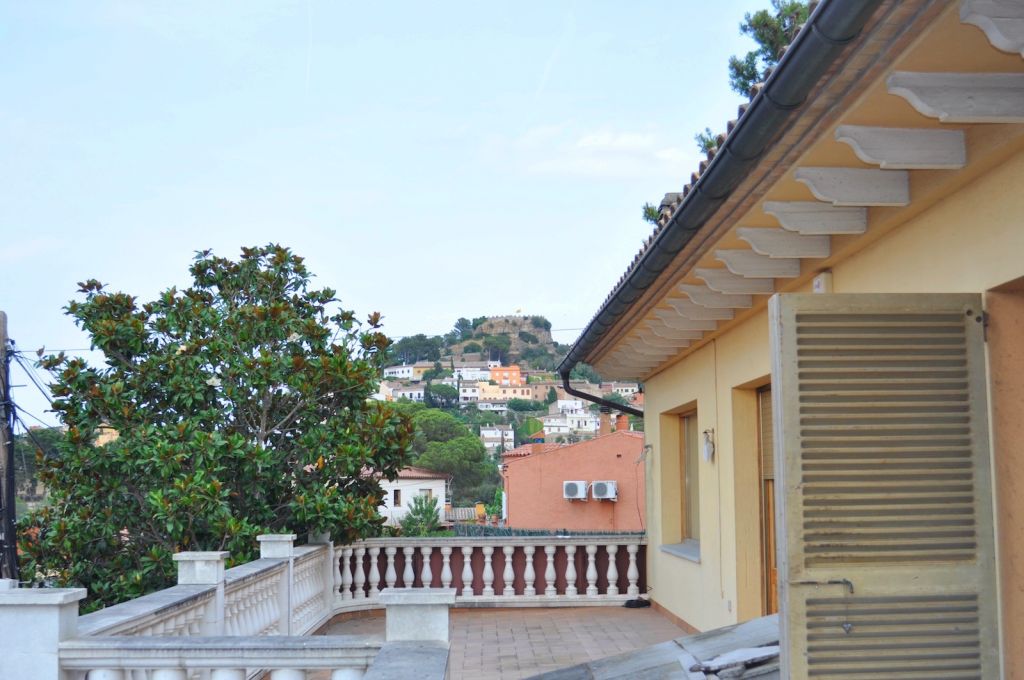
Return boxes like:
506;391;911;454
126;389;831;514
681;413;700;542
419;488;432;499
393;489;401;507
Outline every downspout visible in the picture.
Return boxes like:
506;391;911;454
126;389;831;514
560;371;643;419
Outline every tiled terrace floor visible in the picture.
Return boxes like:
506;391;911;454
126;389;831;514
324;606;689;680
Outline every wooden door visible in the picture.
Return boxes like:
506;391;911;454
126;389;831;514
769;294;1000;679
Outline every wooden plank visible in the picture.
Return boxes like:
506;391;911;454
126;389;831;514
678;284;753;309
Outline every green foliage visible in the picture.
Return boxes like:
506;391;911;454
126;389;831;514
18;245;413;610
411;409;471;455
471;316;487;329
570;362;602;384
695;127;718;154
481;334;511;363
415;435;497;505
454;318;474;341
515;417;544;443
517;330;539;344
728;0;810;96
507;398;546;412
485;489;503;518
425;383;459;409
520;346;557;370
12;426;63;502
545;387;558;405
529;316;552;332
642;202;660;225
462;341;482;354
400;494;441;536
389;334;442;365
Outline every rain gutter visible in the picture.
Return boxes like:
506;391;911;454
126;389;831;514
556;0;884;396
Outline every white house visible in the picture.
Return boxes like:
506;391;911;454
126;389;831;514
458;383;480;403
377;467;448;526
553;399;585;415
479;425;514;454
383;364;414;380
453;366;491;382
476;401;508;414
391;385;425;402
540;414;571;438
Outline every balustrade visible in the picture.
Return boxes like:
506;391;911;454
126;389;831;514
334;536;646;605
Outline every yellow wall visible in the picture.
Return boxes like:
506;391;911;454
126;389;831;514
643;150;1024;631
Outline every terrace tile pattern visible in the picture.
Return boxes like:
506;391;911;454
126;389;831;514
321;606;689;680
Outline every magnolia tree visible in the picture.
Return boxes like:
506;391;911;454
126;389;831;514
19;245;412;609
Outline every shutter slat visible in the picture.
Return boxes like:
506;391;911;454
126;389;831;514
770;294;1000;679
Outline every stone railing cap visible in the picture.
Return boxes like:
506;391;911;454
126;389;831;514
0;587;87;605
378;587;457;605
257;534;297;542
173;551;230;561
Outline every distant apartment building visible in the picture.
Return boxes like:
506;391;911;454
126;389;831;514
383;364;414;380
453;365;491;382
489;365;522;386
479;425;515;454
601;382;640;398
459;383;480;402
477;382;532;402
391;384;425;402
476;401;508;415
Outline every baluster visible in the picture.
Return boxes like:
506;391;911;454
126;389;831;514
544;545;557;596
368;546;382;598
402;547;415;587
461;546;474;596
340;547;353;600
501;546;514;596
88;671;126;679
353;547;367;599
481;546;495;596
523;545;536;596
333;546;344;605
626;543;640;596
420;546;434;588
585;544;599;596
385;547;397;588
606;545;619;596
151;671;187;680
441;547;453;589
565;545;578;596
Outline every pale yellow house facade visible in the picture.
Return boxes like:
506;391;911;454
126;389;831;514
559;2;1024;676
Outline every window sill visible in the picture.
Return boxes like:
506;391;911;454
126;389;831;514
660;540;701;564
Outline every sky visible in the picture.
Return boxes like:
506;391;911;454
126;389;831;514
1;1;761;425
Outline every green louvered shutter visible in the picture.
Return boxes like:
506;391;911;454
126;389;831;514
769;294;1000;679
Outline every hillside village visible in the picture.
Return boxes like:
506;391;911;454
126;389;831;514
375;314;641;453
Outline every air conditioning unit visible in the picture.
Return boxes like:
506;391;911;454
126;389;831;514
563;480;587;500
591;480;618;501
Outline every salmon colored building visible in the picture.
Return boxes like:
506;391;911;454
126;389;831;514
489;365;522;386
503;428;645;533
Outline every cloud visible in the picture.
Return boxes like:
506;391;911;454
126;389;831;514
485;124;699;181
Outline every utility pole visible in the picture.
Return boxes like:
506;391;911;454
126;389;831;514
0;311;18;581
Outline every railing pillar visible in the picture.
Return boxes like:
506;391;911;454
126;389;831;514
523;545;536;596
368;546;382;598
459;546;473;596
627;543;640;596
353;547;367;600
606;545;620;596
384;546;397;589
501;546;514;596
258;533;296;635
0;585;86;680
565;545;578;596
341;547;354;600
379;587;456;643
173;550;228;635
585;544;599;596
440;547;453;589
481;546;495;596
544;546;556;596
